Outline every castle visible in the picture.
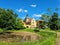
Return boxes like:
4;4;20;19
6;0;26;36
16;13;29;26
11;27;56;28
24;18;36;28
23;14;43;28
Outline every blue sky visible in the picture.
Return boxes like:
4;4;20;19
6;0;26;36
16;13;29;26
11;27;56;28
0;0;60;20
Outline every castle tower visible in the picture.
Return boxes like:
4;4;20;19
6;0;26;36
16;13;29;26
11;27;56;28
24;14;37;28
30;18;36;28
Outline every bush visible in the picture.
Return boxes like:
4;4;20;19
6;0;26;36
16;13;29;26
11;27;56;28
0;28;4;33
34;28;39;32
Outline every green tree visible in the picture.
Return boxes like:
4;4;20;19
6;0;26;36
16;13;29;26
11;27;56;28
0;8;17;30
0;8;24;30
40;14;50;28
41;14;50;22
49;12;59;30
58;18;60;29
15;18;25;30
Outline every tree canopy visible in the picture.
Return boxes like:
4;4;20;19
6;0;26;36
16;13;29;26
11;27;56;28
49;12;59;30
0;8;24;30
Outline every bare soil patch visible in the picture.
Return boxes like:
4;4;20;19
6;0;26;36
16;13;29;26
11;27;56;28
56;32;60;45
0;32;41;42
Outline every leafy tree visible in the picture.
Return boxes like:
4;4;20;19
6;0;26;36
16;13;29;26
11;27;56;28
40;14;50;28
41;14;50;22
0;8;24;30
49;12;59;30
15;18;25;30
58;18;60;29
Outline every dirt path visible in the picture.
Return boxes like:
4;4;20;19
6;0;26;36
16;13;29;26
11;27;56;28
56;32;60;45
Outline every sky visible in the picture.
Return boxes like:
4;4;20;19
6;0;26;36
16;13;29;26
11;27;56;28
0;0;60;20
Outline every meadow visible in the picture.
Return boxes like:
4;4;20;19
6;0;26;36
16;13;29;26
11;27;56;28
0;28;57;45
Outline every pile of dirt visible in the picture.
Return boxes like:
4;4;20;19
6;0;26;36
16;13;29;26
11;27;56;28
0;32;42;42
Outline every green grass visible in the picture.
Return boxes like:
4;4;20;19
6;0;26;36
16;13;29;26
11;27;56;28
55;30;60;32
0;28;57;45
37;31;56;45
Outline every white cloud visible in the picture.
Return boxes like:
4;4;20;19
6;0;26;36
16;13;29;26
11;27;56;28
24;10;28;12
16;9;23;12
30;4;37;7
33;14;42;17
16;9;28;13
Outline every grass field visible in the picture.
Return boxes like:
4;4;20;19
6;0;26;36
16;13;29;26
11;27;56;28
0;28;57;45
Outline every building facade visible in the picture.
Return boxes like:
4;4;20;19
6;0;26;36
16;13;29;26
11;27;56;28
24;18;37;28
